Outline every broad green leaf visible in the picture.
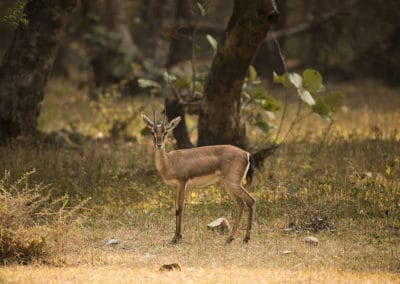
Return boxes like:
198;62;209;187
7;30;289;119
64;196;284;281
303;69;324;93
138;78;161;89
273;72;292;88
252;86;269;100
312;98;331;118
174;77;191;89
249;65;257;81
297;88;315;105
273;72;283;84
324;91;344;112
261;96;280;112
288;72;303;88
206;34;218;55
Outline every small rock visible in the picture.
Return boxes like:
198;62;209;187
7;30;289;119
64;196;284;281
303;236;319;245
106;238;118;246
282;227;294;233
207;217;231;235
282;250;294;254
159;263;182;272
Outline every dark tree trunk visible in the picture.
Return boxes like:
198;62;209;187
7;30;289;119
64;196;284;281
197;0;278;147
165;98;193;148
164;0;195;149
166;0;195;67
254;0;287;76
0;0;77;144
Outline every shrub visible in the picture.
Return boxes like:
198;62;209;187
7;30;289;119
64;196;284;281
0;170;87;265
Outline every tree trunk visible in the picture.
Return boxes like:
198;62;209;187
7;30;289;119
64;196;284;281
0;0;77;144
165;97;193;148
197;0;278;147
164;0;195;149
254;0;287;77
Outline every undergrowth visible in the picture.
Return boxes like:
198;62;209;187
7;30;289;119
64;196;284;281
0;170;87;265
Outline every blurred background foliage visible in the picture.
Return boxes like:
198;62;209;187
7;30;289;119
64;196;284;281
1;0;399;88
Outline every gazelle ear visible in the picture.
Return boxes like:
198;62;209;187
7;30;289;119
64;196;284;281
166;116;181;131
142;114;154;129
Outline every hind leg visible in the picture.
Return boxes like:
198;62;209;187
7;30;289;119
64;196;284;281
240;186;255;243
225;193;245;244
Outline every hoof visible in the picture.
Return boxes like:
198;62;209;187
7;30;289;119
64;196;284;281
225;236;235;244
170;235;182;244
243;236;250;244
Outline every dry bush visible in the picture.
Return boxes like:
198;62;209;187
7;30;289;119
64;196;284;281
0;170;87;265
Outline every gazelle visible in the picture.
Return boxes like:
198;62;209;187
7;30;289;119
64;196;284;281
142;112;255;244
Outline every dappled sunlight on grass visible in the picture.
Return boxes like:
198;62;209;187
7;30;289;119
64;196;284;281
1;79;399;282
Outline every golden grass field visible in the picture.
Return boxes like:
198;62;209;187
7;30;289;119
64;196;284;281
0;79;399;283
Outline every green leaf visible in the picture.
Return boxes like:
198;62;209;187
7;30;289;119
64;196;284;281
297;88;315;105
303;69;324;93
138;78;161;89
273;72;292;88
312;98;331;118
255;113;270;133
252;86;269;100
174;77;192;89
324;91;344;112
249;65;257;81
195;81;204;93
206;34;218;55
273;72;293;88
261;98;280;111
288;73;303;88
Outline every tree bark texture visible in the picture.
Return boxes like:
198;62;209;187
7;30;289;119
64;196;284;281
197;0;278;147
164;0;194;149
0;0;77;144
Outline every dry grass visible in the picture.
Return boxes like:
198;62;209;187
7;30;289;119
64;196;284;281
0;79;399;282
1;215;399;283
1;266;399;283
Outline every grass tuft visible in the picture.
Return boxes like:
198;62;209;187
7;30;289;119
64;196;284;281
0;170;87;265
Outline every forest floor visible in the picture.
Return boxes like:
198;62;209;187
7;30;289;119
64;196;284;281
1;79;400;283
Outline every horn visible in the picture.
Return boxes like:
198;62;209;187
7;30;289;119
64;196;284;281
153;110;156;125
162;110;166;125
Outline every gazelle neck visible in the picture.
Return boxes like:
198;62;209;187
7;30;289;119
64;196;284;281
154;147;168;173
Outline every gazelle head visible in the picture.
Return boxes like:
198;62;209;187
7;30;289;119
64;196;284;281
142;111;181;150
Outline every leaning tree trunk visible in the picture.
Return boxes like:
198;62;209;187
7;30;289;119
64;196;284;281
197;0;278;147
0;0;77;144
